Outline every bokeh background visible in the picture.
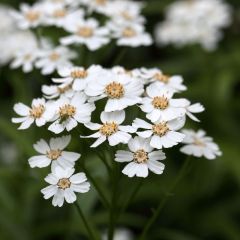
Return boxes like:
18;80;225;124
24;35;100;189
0;0;240;239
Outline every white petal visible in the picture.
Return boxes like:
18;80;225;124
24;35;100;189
64;188;77;203
33;139;50;154
108;131;131;146
147;160;165;174
90;136;107;147
52;189;65;207
115;150;133;162
71;182;90;193
50;135;71;150
28;155;51;168
122;162;149;178
70;173;87;184
61;151;81;161
41;185;58;199
18;118;34;129
13;103;30;116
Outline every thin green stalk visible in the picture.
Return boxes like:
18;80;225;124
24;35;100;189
119;178;144;215
112;48;127;66
74;202;99;240
108;157;120;240
138;156;192;240
83;166;110;209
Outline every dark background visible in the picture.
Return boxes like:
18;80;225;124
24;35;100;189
0;0;240;239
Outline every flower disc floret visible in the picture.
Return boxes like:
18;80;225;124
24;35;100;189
105;82;125;99
152;122;169;136
29;104;45;119
100;122;118;136
133;149;148;163
57;178;71;190
152;96;169;110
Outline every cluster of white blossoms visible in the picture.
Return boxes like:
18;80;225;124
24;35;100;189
12;65;222;206
155;0;232;51
0;4;38;66
6;0;152;74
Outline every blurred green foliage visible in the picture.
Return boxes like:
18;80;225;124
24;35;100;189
0;0;240;239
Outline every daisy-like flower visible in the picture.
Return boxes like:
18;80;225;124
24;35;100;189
60;18;110;51
41;165;90;207
48;92;95;134
115;136;166;178
140;68;187;92
10;46;39;73
35;45;76;75
11;3;44;29
180;129;222;160
85;70;143;112
140;84;187;122
82;110;135;147
28;135;80;168
52;65;103;92
133;117;186;149
12;98;53;129
108;21;152;47
185;102;205;122
42;81;75;99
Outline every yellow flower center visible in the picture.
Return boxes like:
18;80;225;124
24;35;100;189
77;27;94;38
70;69;88;79
25;11;40;22
24;54;32;61
100;122;118;136
122;27;136;37
53;9;66;18
121;11;133;21
152;122;169;137
57;178;71;189
133;149;148;163
59;104;76;119
154;73;170;84
29;104;45;119
49;52;60;61
193;138;205;146
152;96;169;110
47;149;62;160
95;0;107;5
105;82;125;99
57;84;72;94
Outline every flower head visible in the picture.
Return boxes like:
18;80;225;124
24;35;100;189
28;135;80;168
115;136;166;178
41;165;90;207
180;129;222;159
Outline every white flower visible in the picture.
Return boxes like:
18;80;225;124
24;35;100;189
48;92;95;134
41;165;90;207
52;65;103;92
28;135;80;168
102;228;134;240
42;3;84;28
11;3;44;29
10;46;39;73
12;98;53;129
139;68;187;92
133;117;186;149
141;84;187;122
115;136;165;178
81;0;112;15
155;0;232;51
180;129;222;159
108;21;152;47
42;81;75;99
185;102;205;122
108;0;145;24
36;45;76;75
82;110;135;147
60;18;110;51
85;70;143;112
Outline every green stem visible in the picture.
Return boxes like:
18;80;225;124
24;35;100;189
120;178;144;215
138;156;192;240
83;166;110;209
74;202;99;240
108;161;119;240
112;48;127;66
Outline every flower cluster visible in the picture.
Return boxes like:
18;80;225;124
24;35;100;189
0;4;37;66
7;0;152;74
12;64;222;206
155;0;232;51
